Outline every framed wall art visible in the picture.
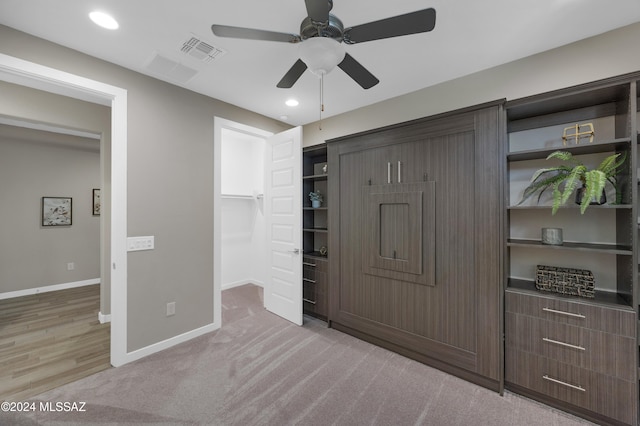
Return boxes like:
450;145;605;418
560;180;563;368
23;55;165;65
93;188;101;216
42;197;72;226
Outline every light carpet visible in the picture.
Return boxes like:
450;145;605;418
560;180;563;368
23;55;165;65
1;284;594;425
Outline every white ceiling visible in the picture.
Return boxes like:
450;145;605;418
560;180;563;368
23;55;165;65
1;0;640;126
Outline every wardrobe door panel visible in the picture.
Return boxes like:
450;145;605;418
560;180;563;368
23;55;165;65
328;103;504;390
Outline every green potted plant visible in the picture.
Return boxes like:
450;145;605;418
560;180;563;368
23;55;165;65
518;150;626;214
309;190;323;208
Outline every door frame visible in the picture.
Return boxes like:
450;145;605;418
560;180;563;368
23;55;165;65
0;53;129;367
213;117;273;326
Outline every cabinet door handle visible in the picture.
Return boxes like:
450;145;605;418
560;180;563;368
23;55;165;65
302;262;316;267
543;375;586;392
542;337;585;351
542;307;585;319
303;298;317;305
398;161;402;183
303;278;316;283
387;162;392;184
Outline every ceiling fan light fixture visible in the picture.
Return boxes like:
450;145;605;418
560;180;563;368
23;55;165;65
298;37;345;77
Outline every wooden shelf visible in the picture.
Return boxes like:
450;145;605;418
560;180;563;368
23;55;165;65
507;204;632;210
507;278;633;308
303;227;328;233
507;138;631;162
303;174;328;181
303;251;328;260
507;238;633;255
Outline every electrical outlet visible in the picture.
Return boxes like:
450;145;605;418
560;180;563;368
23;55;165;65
166;301;176;317
67;262;75;271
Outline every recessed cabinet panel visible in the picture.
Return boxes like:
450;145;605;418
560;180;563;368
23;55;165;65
362;183;435;286
379;203;409;260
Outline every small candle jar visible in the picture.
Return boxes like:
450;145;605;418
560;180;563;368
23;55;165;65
541;228;563;245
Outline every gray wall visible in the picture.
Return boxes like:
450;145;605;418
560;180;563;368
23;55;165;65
0;81;112;314
0;24;289;352
0;125;100;292
303;22;640;146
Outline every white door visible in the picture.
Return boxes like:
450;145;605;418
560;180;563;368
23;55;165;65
264;127;303;325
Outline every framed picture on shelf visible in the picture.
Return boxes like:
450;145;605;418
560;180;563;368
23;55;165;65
42;197;72;226
92;188;101;216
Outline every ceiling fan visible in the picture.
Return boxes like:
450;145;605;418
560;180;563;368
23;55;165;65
211;0;436;90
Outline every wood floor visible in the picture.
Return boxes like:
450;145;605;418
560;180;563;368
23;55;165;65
0;284;111;401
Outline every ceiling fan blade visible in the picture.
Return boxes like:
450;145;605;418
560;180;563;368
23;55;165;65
344;8;436;44
211;25;301;43
338;53;379;89
277;59;308;88
305;0;330;23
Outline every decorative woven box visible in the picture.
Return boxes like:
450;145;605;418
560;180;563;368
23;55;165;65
535;265;595;298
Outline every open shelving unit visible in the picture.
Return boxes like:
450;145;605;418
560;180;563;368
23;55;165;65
504;73;639;425
301;144;329;320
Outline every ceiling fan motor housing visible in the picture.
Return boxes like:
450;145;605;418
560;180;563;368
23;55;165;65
300;14;344;41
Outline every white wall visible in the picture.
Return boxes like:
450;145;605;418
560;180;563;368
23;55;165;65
221;130;266;289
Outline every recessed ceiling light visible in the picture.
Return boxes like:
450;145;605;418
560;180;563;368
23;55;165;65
89;11;119;30
285;99;299;107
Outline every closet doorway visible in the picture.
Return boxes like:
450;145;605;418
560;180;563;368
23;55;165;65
213;118;303;327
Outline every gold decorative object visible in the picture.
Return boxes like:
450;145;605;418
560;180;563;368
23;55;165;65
562;122;594;145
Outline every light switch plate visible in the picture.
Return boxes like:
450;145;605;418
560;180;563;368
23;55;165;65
127;236;154;252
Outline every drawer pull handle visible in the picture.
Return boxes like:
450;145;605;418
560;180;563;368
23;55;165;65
302;262;316;267
542;307;585;319
303;278;316;283
303;298;316;305
542;337;585;351
543;375;586;392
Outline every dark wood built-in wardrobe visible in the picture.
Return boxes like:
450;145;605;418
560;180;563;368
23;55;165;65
326;101;505;391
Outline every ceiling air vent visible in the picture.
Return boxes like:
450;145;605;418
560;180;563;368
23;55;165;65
181;35;227;63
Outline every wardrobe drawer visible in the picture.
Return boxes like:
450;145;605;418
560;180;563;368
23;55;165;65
505;290;635;337
303;257;328;318
506;312;635;380
506;348;635;425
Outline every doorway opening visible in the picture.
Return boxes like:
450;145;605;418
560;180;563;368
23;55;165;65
213;118;272;327
0;53;128;366
213;118;303;328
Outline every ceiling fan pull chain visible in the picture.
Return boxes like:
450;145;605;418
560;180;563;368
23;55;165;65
319;73;324;130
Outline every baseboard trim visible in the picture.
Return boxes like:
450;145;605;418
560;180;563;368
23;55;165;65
98;312;112;324
222;279;264;291
123;323;217;365
0;278;100;300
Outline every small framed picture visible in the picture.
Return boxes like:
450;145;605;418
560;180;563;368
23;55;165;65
93;188;101;216
42;197;72;226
